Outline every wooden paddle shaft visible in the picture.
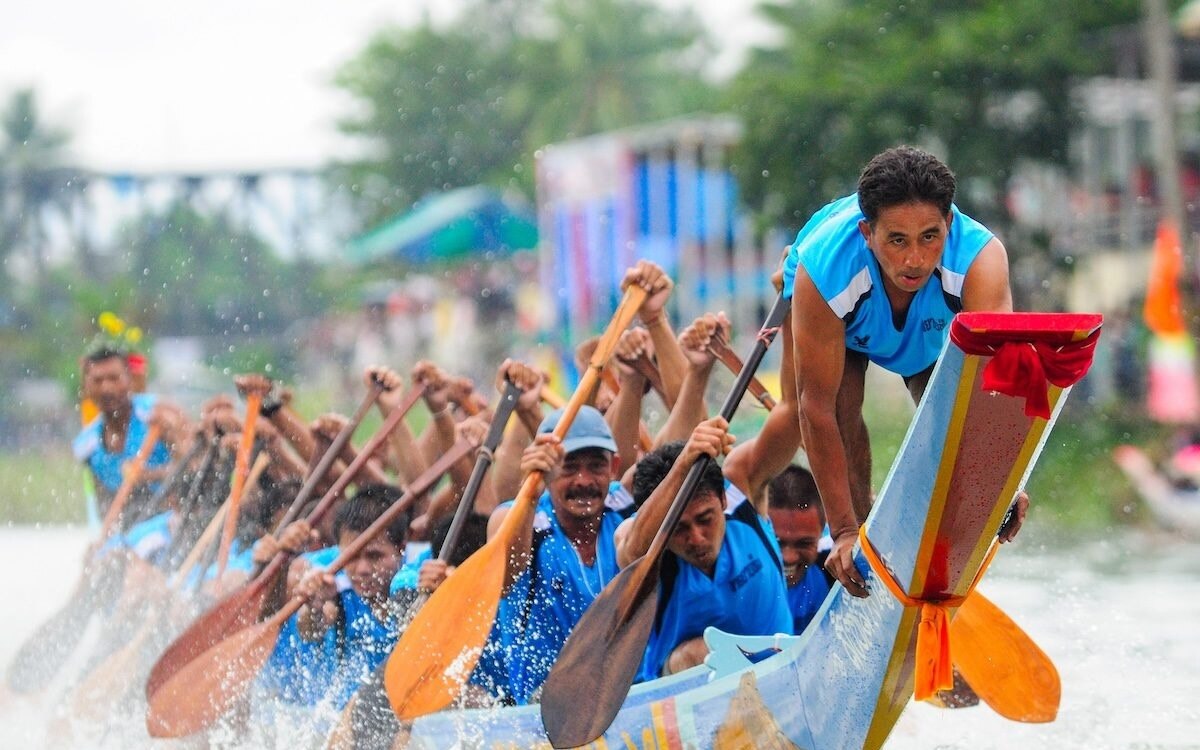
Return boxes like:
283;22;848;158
438;380;522;563
509;285;647;520
129;436;207;527
217;393;263;577
644;293;788;563
181;452;271;587
99;423;163;539
248;385;426;583
164;435;222;568
269;438;474;625
709;336;777;410
273;381;384;533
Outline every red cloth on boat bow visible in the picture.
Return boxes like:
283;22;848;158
949;317;1101;419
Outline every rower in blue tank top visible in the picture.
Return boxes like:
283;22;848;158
781;193;993;377
476;406;632;704
765;465;834;635
778;146;1023;599
622;427;791;682
293;484;408;708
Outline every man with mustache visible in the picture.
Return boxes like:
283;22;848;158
474;405;634;705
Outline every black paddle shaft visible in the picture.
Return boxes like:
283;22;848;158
540;292;790;748
645;292;789;560
438;380;522;563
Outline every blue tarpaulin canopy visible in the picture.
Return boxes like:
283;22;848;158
346;185;538;266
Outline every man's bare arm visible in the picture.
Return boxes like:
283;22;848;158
961;238;1013;313
792;268;866;596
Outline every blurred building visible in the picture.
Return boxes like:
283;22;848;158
535;114;788;381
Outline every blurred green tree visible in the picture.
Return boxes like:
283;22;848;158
726;0;1146;232
330;0;715;227
0;89;72;289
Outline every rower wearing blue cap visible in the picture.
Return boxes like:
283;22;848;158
471;405;635;705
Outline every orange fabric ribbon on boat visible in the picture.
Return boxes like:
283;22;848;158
949;318;1100;419
857;525;998;702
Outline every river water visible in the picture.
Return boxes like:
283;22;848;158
0;525;1197;749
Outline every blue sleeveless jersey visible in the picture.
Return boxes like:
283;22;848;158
788;563;832;635
484;483;633;704
101;509;172;563
781;194;994;376
257;546;342;706
327;588;401;709
73;393;172;492
389;546;433;596
638;509;791;683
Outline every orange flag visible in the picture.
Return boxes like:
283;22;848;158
1144;219;1187;336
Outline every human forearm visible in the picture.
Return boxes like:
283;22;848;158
643;315;685;407
616;458;689;567
798;399;856;537
654;362;712;447
607;372;647;470
269;406;316;462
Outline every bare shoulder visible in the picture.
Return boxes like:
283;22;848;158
962;237;1013;312
486;504;511;540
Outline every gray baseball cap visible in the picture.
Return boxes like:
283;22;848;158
537;405;618;455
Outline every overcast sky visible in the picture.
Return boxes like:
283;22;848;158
1;0;775;173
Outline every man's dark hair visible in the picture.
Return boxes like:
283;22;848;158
857;146;956;224
249;478;301;535
83;346;129;370
430;512;489;567
631;440;725;509
767;465;825;526
333;482;408;549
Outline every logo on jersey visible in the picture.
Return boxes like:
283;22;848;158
730;558;764;592
921;318;946;332
852;334;870;348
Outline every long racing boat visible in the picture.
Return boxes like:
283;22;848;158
400;311;1101;749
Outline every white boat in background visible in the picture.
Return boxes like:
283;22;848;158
1113;445;1200;537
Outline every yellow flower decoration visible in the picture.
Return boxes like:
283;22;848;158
125;327;143;345
97;311;122;336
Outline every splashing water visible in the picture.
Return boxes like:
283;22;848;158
1;526;1197;749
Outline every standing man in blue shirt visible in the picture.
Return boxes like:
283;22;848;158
72;346;183;528
782;146;1026;596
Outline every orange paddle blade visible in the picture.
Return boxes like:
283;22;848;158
145;611;284;737
144;572;271;699
950;591;1060;723
383;531;508;719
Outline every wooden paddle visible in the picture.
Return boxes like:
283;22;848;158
383;286;647;721
5;423;162;693
540;292;789;748
950;590;1060;722
215;393;262;577
99;424;164;538
163;434;223;570
69;453;274;722
324;381;525;749
144;384;422;701
709;333;777;410
145;439;473;738
128;435;208;528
